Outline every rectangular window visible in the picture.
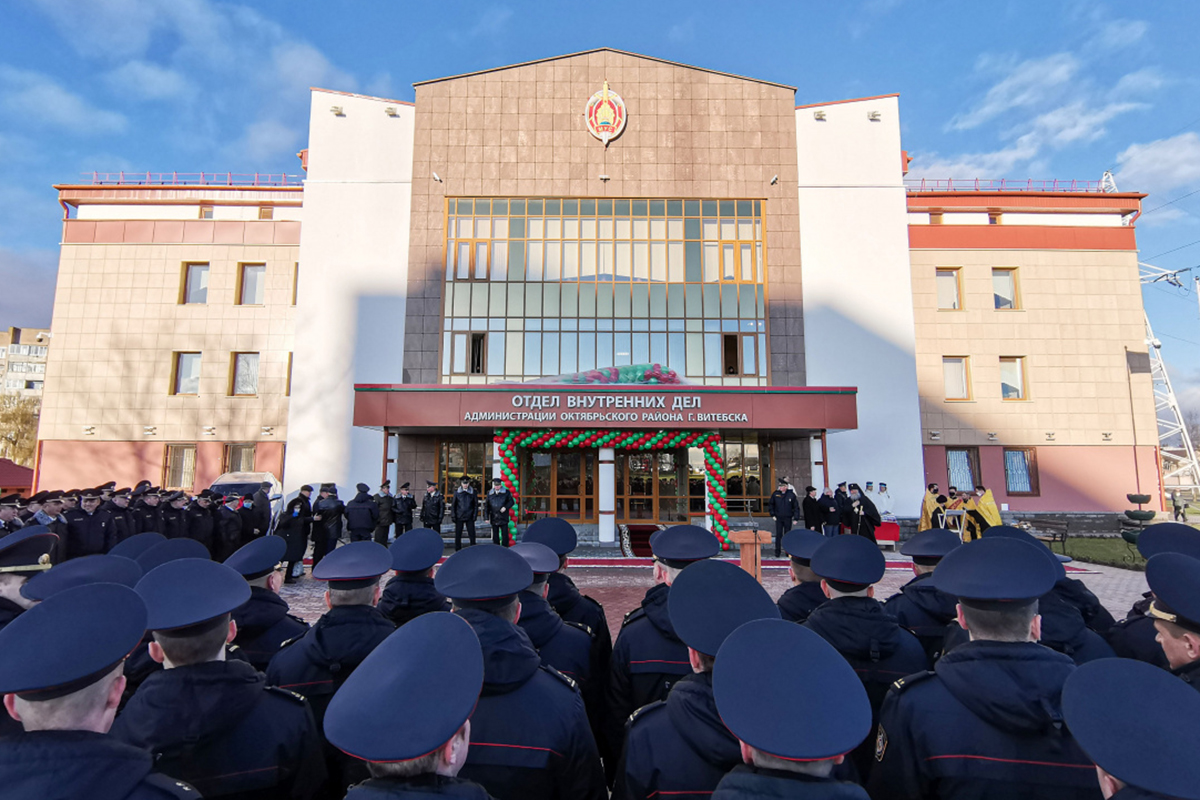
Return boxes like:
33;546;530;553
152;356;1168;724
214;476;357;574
992;268;1018;310
198;206;213;220
946;448;980;494
172;352;201;395
181;263;209;304
238;264;266;305
286;352;293;397
720;333;759;376
291;263;299;305
449;333;487;375
943;356;970;400
258;206;273;220
999;356;1026;400
224;443;257;473
936;268;962;310
164;445;197;491
1004;448;1040;496
230;352;259;396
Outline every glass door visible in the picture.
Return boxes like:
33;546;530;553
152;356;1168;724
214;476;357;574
519;450;597;524
617;449;690;524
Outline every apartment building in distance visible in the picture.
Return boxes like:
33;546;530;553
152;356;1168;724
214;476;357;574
1;326;51;398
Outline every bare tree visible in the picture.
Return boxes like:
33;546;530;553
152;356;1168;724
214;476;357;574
0;396;40;466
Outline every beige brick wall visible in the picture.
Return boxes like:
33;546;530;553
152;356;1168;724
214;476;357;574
40;242;297;443
910;247;1157;447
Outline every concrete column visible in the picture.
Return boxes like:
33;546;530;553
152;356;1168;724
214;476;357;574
598;447;616;543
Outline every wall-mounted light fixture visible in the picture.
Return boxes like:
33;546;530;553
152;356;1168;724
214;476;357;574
1045;432;1056;442
867;111;881;121
770;175;779;185
599;175;610;182
82;425;95;436
202;426;216;437
928;431;941;441
1102;432;1113;441
987;432;998;441
143;426;157;436
384;106;399;117
432;171;443;183
330;106;345;116
813;110;826;121
261;426;275;436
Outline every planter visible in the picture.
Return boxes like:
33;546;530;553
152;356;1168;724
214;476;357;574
1127;494;1152;505
1124;509;1156;522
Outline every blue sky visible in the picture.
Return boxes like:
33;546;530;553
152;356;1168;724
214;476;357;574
3;0;1199;409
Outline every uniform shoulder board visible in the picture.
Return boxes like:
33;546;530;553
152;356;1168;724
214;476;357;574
564;619;594;638
541;664;578;692
286;613;310;627
266;686;309;704
622;607;647;627
890;670;935;694
625;700;664;730
277;632;306;650
142;772;199;798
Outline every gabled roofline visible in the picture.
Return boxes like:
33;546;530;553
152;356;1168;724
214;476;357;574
796;93;900;110
311;87;415;107
412;47;796;91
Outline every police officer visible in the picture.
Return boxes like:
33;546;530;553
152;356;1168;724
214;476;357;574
869;537;1100;800
485;478;516;547
616;559;780;800
346;483;380;543
0;525;58;633
17;491;44;526
804;533;926;779
767;477;800;558
111;557;326;798
607;525;720;762
61;487;115;560
130;486;163;535
1062;658;1200;800
280;485;314;582
20;553;142;601
0;583;197;800
1108;522;1199;667
373;480;396;545
776;529;829;623
883;527;961;664
379;528;451;626
435;544;605;800
267;540;396;794
183;489;216;555
513;541;598;721
1144;551;1200;691
0;493;25;535
159;492;187;540
212;492;243;561
421;480;446;531
394;482;417;537
451;476;479;551
225;535;309;671
35;490;68;537
102;487;137;545
710;619;873;799
324;612;496;799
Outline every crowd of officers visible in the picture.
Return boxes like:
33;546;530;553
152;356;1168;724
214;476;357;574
1;490;1200;800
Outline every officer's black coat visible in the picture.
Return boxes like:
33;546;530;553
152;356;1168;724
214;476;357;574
394;493;417;527
101;500;136;545
216;505;244;561
767;488;800;520
869;640;1101;800
713;765;870;800
547;572;612;672
266;604;396;794
420;490;445;528
517;589;594;687
777;580;827;623
378;573;451;627
804;596;928;779
345;491;380;537
0;730;197;800
605;583;692;761
455;607;605;800
346;774;497;800
452;488;478;523
883;572;960;665
802;493;823;529
1107;604;1169;668
252;490;272;535
119;638;251;711
279;495;313;564
614;671;740;800
484;490;515;526
62;507;115;560
0;596;25;634
130;500;163;535
1107;788;1181;800
1173;658;1200;692
232;586;310;671
1053;577;1116;636
159;506;186;540
183;502;215;555
239;504;259;545
111;659;326;800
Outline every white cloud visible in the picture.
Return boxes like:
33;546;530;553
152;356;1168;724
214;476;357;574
0;66;127;133
1109;68;1166;100
235;119;302;162
1115;132;1200;197
104;60;189;101
949;53;1079;131
1090;18;1149;50
449;7;514;44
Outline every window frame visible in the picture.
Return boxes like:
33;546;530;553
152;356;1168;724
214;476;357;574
999;356;1027;401
163;444;198;491
171;352;202;396
236;263;267;306
198;205;213;220
935;267;963;311
449;332;488;375
942;355;972;401
180;262;210;305
1003;447;1040;496
992;267;1020;310
258;206;274;220
945;447;981;495
223;443;257;473
229;352;260;397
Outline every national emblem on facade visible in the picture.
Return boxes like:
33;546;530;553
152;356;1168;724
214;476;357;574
584;81;627;146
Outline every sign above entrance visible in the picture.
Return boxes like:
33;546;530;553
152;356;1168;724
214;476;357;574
585;81;627;146
353;385;858;434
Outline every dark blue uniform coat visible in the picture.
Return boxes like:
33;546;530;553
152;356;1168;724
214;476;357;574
160;506;186;540
101;500;137;545
231;586;310;671
62;507;115;560
183;503;216;555
1053;577;1116;636
712;765;870;800
455;607;605;800
605;583;693;760
266;604;396;794
1106;593;1169;668
547;571;612;675
131;500;163;535
777;580;827;623
346;774;496;800
614;671;741;800
111;659;326;800
377;573;451;627
804;596;928;779
0;730;197;800
868;640;1102;800
1174;659;1200;692
517;589;594;687
883;572;960;665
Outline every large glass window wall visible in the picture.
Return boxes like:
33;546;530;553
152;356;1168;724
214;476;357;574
440;198;769;385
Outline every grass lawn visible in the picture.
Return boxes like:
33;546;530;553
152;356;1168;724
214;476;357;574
1064;536;1146;571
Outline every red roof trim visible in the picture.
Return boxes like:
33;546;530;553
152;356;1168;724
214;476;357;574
796;93;900;110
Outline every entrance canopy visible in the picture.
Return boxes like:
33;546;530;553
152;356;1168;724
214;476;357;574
352;384;858;435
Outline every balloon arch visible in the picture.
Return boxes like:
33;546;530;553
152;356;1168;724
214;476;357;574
492;428;731;549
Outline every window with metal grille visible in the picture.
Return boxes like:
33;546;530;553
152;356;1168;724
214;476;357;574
1004;448;1039;495
164;445;197;490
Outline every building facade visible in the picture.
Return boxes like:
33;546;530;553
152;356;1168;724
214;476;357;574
34;49;1159;534
1;327;51;398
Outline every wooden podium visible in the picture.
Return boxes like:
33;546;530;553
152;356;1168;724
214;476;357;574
729;528;771;583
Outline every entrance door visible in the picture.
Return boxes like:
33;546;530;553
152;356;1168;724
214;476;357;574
617;449;690;524
518;450;596;524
